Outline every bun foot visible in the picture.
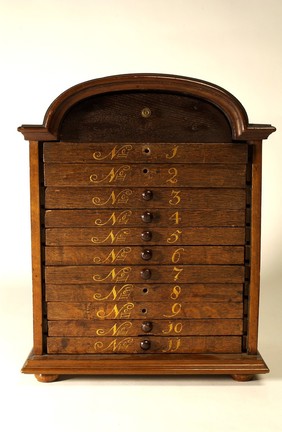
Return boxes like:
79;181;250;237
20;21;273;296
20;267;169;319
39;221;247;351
231;374;254;382
35;374;59;383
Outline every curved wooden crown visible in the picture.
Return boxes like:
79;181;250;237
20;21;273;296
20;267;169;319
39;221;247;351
18;73;275;141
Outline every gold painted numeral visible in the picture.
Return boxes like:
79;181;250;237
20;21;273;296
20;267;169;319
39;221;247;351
165;145;179;159
167;229;182;244
162;338;181;352
171;248;184;264
166;167;178;184
170;285;182;300
163;303;182;318
169;211;181;225
162;322;183;335
169;190;181;206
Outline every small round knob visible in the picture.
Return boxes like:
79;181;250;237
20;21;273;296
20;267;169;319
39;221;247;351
141;231;152;241
140;268;151;280
141;322;153;333
140;339;151;350
142;190;153;201
141;249;152;261
141;211;153;223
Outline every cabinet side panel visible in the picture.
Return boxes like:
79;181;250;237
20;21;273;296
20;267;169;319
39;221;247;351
29;141;43;354
248;142;262;353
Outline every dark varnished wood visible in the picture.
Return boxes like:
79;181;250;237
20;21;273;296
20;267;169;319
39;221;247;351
48;318;243;337
43;142;248;164
45;209;246;227
45;187;247;210
19;74;275;381
45;283;243;303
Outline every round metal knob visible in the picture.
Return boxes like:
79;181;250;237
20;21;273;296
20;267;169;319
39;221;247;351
140;268;151;280
142;190;153;201
141;231;152;241
141;211;153;223
141;249;152;261
141;322;153;333
140;339;151;350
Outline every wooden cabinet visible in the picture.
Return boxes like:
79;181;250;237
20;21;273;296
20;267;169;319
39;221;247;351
18;74;275;382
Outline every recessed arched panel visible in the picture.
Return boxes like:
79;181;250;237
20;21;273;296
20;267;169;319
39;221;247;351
59;90;232;142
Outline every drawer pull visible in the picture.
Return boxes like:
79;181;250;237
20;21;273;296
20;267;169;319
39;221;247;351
141;322;153;333
141;231;152;241
141;211;153;223
140;268;151;280
142;190;153;201
140;339;151;350
141;249;152;261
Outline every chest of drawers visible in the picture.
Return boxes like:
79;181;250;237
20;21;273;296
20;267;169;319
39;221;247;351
18;74;275;382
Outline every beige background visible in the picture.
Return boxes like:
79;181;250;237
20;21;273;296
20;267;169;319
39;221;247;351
1;1;281;431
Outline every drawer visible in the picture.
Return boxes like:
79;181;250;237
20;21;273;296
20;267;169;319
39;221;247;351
45;265;245;284
45;283;243;303
43;142;248;164
45;208;246;227
45;187;247;209
47;335;242;354
45;227;245;246
44;163;247;188
48;318;243;336
47;301;243;320
45;245;244;265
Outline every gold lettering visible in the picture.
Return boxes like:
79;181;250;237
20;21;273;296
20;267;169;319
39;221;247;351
170;285;182;300
96;321;133;336
166;167;178;184
91;229;130;244
173;266;183;281
162;322;183;335
92;189;132;206
96;302;134;319
90;165;130;184
165;145;179;159
169;190;181;206
163;303;182;318
167;229;182;244
171;248;184;264
93;144;133;161
94;337;134;352
169;211;181;225
94;210;132;226
93;266;131;282
93;247;132;264
162;338;181;352
93;284;133;301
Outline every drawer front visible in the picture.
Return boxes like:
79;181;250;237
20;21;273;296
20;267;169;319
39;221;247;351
45;265;245;284
43;142;248;164
45;227;245;246
45;187;247;209
47;335;242;354
45;208;246;227
44;163;246;188
45;245;244;265
47;301;243;320
45;283;243;303
48;319;243;336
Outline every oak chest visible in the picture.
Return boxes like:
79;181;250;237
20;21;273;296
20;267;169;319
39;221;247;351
19;74;275;382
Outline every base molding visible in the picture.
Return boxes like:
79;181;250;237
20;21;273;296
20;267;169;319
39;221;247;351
22;351;269;381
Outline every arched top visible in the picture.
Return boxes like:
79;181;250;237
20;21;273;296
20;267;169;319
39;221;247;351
18;73;275;141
